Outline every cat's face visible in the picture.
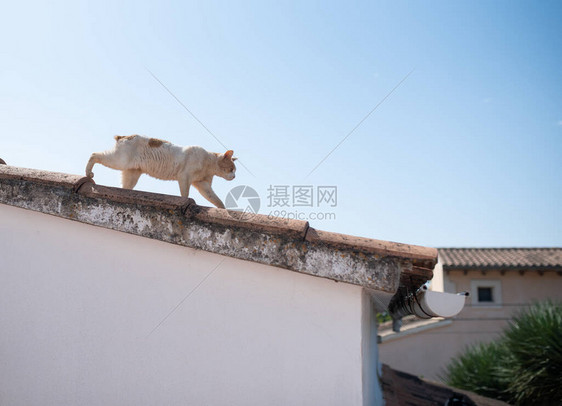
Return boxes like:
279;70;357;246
217;150;237;181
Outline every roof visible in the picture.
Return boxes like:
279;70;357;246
381;364;511;406
0;164;437;296
439;248;562;271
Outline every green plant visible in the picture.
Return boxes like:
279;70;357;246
443;300;562;405
498;300;562;405
376;311;392;324
442;341;510;401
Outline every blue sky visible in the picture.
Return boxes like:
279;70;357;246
1;1;561;247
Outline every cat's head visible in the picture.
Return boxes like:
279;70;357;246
217;150;237;181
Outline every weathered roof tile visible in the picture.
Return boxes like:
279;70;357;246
78;182;191;211
306;228;437;268
189;204;309;239
0;165;85;189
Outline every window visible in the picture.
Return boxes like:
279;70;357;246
477;287;493;302
470;280;502;307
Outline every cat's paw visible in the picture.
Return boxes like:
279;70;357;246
86;171;94;178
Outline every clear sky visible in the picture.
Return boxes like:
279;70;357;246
1;1;561;247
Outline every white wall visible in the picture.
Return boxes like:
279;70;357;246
361;292;383;406
0;204;376;405
429;261;444;292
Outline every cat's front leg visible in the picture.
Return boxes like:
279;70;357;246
192;180;225;209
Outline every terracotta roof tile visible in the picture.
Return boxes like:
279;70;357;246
306;228;437;268
190;204;309;239
79;182;191;210
439;248;562;270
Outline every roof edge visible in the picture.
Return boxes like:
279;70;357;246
0;165;437;293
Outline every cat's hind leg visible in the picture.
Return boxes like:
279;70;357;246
85;152;103;178
85;149;128;178
177;174;191;198
121;169;142;189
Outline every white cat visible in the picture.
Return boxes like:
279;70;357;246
85;135;236;208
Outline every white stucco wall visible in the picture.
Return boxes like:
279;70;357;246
0;204;380;405
361;292;383;406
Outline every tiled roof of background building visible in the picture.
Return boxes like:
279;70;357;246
438;248;562;270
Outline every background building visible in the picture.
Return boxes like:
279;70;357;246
380;247;562;381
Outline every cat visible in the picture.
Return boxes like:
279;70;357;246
85;135;236;208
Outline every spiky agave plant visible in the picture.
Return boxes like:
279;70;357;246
441;340;510;401
498;300;562;405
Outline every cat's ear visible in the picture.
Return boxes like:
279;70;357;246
224;150;234;160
